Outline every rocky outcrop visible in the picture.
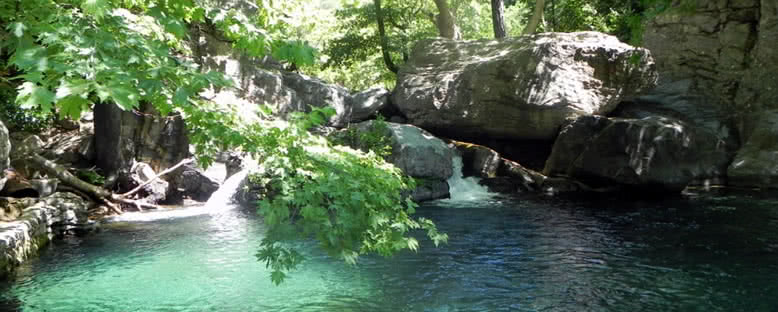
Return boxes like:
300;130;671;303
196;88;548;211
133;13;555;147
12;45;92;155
190;29;388;128
727;110;778;187
643;1;778;188
393;32;657;141
0;192;95;278
544;114;731;192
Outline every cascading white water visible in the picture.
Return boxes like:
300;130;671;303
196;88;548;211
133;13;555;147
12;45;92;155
106;167;251;223
443;155;496;202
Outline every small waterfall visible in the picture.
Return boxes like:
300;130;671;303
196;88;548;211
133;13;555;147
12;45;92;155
106;167;250;223
444;155;496;202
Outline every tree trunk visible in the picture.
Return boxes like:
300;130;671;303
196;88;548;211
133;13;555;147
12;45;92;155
433;0;462;40
374;0;398;73
491;0;507;38
94;102;190;189
522;0;546;35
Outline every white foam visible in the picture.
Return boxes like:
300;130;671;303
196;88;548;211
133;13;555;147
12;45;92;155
105;166;250;223
442;155;496;203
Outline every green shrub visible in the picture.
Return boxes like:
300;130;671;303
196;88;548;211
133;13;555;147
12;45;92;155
333;115;393;159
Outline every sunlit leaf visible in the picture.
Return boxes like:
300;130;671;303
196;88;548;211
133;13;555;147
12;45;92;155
81;0;111;19
57;95;90;120
17;82;55;114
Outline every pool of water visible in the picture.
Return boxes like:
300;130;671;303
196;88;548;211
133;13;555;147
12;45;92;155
2;192;778;311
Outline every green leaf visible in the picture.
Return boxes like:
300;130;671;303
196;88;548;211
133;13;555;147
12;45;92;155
17;82;55;114
270;270;286;286
56;79;92;100
57;95;90;120
81;0;111;19
105;83;140;110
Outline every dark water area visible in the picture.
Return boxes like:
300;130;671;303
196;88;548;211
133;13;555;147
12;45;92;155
2;191;778;311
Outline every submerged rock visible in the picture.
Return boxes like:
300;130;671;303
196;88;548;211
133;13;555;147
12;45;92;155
393;32;657;141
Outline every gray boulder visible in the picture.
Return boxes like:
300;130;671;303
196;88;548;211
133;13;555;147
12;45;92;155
129;162;168;205
727;110;778;188
9;133;43;161
393;32;657;140
344;121;456;201
168;163;221;203
544;114;730;191
354;121;455;181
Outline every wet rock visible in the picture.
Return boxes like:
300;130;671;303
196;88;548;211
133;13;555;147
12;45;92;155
168;163;221;203
352;121;455;181
498;158;546;192
727;110;778;188
393;32;657;141
450;141;501;178
545;114;730;192
0;192;95;278
410;179;450;202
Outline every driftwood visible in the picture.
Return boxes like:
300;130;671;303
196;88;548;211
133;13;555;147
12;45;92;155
27;154;193;214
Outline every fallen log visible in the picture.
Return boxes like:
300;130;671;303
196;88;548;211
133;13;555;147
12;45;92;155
26;154;193;214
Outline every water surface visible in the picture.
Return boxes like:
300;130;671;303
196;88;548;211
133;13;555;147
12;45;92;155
2;192;778;311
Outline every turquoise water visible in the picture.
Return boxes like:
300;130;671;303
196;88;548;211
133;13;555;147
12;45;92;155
2;192;778;311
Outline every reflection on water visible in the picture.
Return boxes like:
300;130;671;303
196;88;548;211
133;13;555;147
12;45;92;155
2;192;778;311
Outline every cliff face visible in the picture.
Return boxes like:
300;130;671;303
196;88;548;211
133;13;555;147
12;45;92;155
643;0;778;187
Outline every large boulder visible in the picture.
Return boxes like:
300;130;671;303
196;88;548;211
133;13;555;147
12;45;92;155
727;110;778;187
354;121;455;181
94;103;188;181
544;114;731;191
346;121;456;201
393;32;657;141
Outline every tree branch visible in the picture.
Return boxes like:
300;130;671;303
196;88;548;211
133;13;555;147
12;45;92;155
119;158;193;198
